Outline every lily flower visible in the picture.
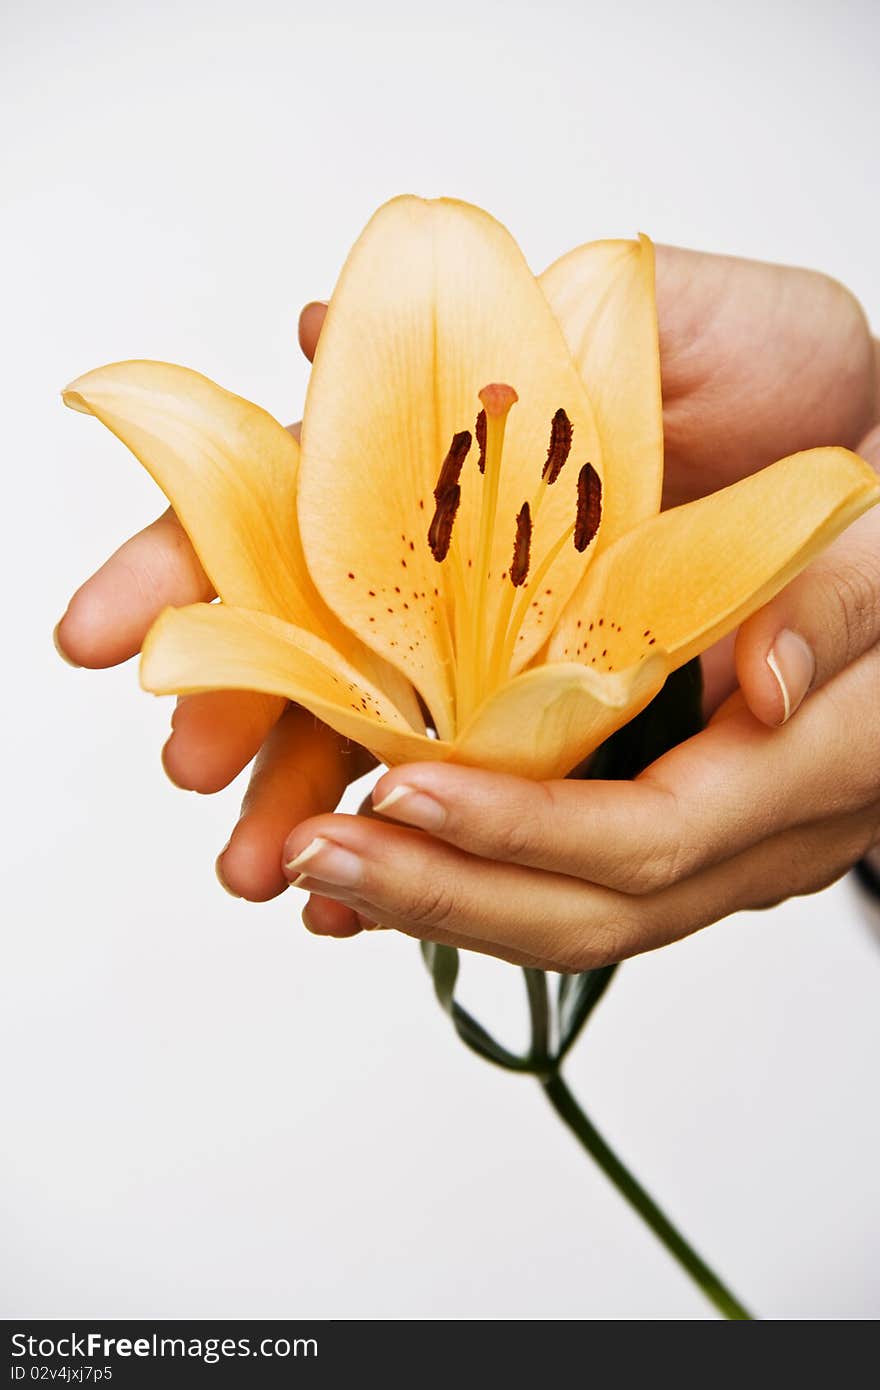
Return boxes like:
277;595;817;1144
63;198;879;780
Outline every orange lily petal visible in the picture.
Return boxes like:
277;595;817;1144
64;360;423;728
64;361;310;618
451;654;669;779
141;604;440;769
549;447;880;670
540;235;663;550
297;196;603;735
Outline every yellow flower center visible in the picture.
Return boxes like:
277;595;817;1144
428;382;603;725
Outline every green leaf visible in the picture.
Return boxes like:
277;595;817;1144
558;972;574;1011
523;968;550;1063
556;964;617;1060
420;942;540;1073
451;1004;538;1072
420;941;459;1012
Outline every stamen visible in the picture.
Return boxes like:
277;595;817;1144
434;429;471;497
510;503;532;586
427;430;471;562
428;486;461;562
475;409;487;474
574;463;602;552
542;408;573;484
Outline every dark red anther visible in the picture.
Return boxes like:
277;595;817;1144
434;430;471;498
574;463;602;552
510;502;532;587
428;430;471;562
542;408;573;484
475;409;487;474
428;486;461;562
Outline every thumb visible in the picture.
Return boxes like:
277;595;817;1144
736;425;880;725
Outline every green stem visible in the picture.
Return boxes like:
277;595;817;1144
522;968;550;1062
540;1071;753;1321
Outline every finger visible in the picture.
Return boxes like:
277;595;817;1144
219;706;371;902
56;508;213;668
699;632;738;717
363;645;880;893
285;816;568;968
298;301;328;363
302;894;365;939
656;248;878;505
281;802;878;971
162;691;286;794
736;425;880;724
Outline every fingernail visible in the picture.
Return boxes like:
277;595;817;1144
215;851;241;899
767;629;815;723
372;783;446;831
284;836;363;888
52;620;81;668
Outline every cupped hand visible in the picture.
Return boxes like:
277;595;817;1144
57;250;880;945
285;498;880;966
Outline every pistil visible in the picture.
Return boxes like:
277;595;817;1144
466;384;518;719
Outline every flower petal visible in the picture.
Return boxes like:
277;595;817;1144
64;360;423;727
451;654;670;779
549;447;880;670
64;361;310;618
141;604;441;769
540;235;663;550
297;196;603;734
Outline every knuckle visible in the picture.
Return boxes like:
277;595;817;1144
625;839;686;894
491;815;536;864
487;780;556;864
621;788;693;894
824;553;880;664
401;876;456;932
558;911;642;973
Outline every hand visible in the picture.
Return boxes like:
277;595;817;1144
57;251;879;946
283;491;880;967
285;259;880;957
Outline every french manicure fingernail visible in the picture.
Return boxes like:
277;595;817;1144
767;628;815;723
52;620;81;668
372;783;446;831
285;836;363;888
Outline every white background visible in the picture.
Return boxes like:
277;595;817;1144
3;0;879;1320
